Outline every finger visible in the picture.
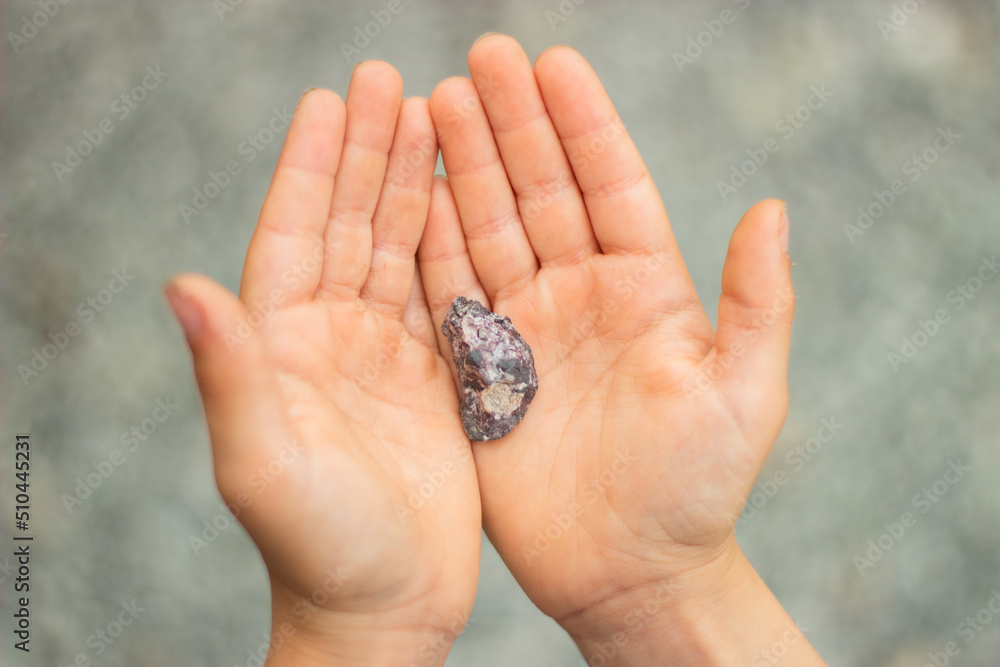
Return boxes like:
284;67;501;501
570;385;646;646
417;177;491;369
241;89;345;306
165;274;295;496
429;76;538;303
317;61;403;301
400;265;438;350
467;35;599;267
534;46;679;260
359;97;437;318
714;199;795;442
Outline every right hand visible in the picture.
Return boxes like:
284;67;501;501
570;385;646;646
419;35;825;665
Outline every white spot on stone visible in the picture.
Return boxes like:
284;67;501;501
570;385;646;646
480;383;524;415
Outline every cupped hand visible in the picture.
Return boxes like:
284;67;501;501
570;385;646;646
168;63;479;666
419;35;796;636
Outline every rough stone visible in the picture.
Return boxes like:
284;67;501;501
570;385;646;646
441;297;538;441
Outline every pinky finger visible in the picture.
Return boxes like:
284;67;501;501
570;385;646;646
401;265;439;350
417;177;491;368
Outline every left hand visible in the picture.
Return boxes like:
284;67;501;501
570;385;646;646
169;63;481;667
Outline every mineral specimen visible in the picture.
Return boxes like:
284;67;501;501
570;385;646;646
442;297;538;441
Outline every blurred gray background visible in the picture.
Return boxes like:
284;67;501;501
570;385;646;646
2;1;999;665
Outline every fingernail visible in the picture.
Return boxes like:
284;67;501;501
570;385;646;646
473;32;500;45
165;280;204;339
299;87;319;103
778;200;789;253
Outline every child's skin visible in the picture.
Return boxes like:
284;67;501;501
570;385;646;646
166;35;827;666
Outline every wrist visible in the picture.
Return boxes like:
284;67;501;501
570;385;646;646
557;539;826;666
262;621;452;667
263;586;470;667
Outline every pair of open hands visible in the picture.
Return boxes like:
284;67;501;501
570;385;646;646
168;35;821;666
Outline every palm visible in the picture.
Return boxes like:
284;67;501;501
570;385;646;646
249;299;477;608
420;36;793;622
479;256;756;617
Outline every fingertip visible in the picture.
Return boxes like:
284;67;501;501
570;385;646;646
299;87;343;109
399;95;433;129
744;197;786;236
347;61;404;119
533;45;603;121
721;198;791;311
299;86;319;103
430;173;452;197
471;31;506;47
389;98;436;185
303;89;347;129
402;94;429;108
166;274;250;355
743;197;784;226
468;33;524;68
277;87;345;175
534;44;586;79
352;59;402;85
429;76;475;118
165;276;205;341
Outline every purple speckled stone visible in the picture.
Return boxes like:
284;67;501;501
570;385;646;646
442;297;538;441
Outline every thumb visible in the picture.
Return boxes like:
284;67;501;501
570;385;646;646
714;199;795;441
165;274;293;498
